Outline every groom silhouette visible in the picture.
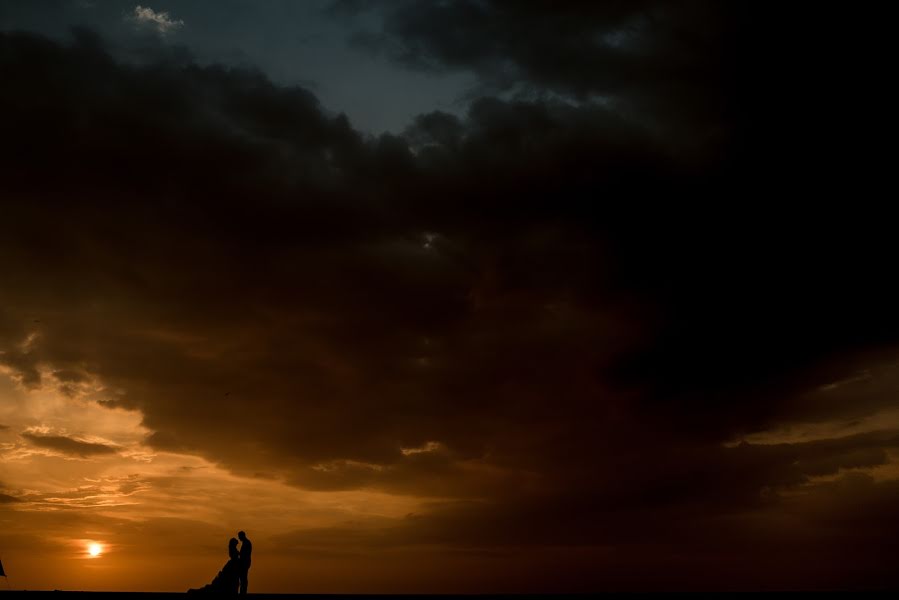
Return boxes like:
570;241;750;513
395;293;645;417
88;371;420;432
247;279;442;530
238;530;252;595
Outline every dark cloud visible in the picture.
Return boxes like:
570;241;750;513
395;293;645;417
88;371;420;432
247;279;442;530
1;6;898;589
0;492;22;503
340;0;695;91
336;0;899;447
338;0;733;149
21;432;119;457
273;469;899;590
1;28;649;486
1;20;894;481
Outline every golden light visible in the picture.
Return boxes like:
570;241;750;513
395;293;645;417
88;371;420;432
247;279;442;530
88;543;103;557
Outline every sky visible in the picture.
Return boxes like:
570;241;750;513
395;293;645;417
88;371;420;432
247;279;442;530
1;0;898;594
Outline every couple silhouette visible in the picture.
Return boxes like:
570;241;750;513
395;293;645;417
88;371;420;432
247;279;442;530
189;530;252;594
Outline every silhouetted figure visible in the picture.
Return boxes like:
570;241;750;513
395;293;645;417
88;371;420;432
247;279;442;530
238;530;252;595
188;537;240;594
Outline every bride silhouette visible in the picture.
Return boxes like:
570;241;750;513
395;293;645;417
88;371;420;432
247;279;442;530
188;538;241;594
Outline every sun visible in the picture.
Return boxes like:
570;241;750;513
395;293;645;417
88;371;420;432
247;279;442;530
88;543;103;557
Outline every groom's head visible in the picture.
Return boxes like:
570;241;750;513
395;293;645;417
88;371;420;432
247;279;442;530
238;531;247;541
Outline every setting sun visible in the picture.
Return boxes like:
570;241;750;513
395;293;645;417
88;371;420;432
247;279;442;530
88;543;103;558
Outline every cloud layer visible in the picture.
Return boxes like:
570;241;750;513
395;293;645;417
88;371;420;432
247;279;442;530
20;432;119;458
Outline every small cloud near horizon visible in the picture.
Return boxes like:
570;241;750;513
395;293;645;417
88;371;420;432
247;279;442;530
21;432;119;458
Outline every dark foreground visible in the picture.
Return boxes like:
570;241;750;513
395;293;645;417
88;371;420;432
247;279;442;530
0;594;664;598
1;593;898;598
0;592;653;598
